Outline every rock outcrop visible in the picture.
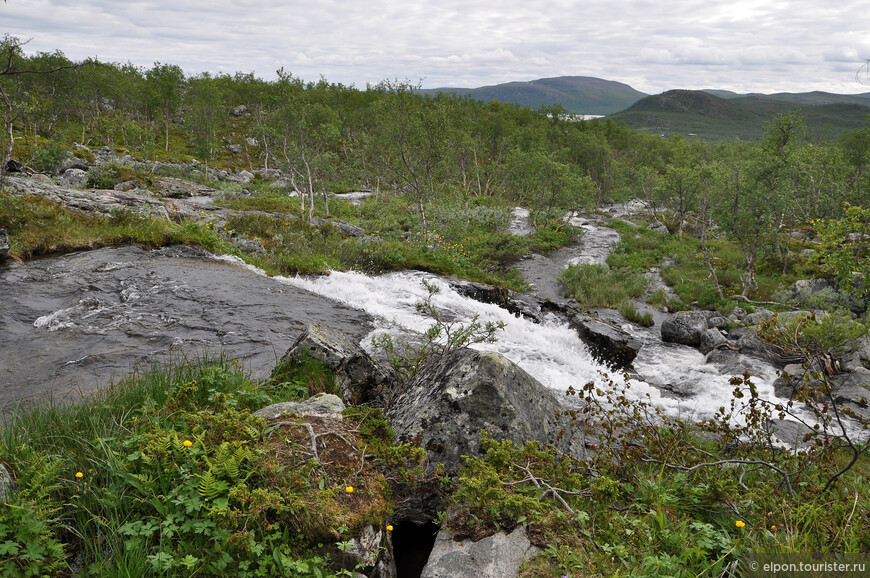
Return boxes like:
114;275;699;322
570;313;641;369
420;528;537;578
387;348;585;475
661;310;714;347
3;175;170;219
274;323;395;406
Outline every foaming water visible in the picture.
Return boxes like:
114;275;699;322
274;269;788;421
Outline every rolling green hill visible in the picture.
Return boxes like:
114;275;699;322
420;76;647;115
704;89;870;106
608;89;870;141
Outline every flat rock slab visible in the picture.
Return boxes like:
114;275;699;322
0;245;372;411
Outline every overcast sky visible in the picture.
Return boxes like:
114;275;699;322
3;0;870;95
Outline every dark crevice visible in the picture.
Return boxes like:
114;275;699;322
392;521;440;578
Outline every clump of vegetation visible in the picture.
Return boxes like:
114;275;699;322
84;161;145;189
373;278;505;383
28;139;69;173
0;191;232;259
0;358;429;576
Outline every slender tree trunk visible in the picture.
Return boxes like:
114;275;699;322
417;193;428;240
700;188;724;299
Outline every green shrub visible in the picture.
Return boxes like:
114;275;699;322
559;263;648;308
29;140;69;173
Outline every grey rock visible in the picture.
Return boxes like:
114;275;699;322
707;316;726;329
61;168;87;187
3;175;169;219
230;237;266;254
0;229;8;259
245;137;258;147
256;168;282;179
801;249;816;259
773;367;870;422
699;328;729;355
790;231;805;240
421;528;537;578
743;309;775;326
320;525;395;577
150;176;216;199
113;179;144;192
729;327;774;362
275;323;395;405
845;232;870;242
648;222;669;235
730;307;748;320
450;280;543;324
336;221;366;237
61;157;90;172
231;104;248;116
387;348;586;475
226;144;244;154
253;393;345;420
0;464;12;501
661;310;713;347
570;314;641;369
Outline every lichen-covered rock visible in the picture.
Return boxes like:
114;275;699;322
276;323;395;405
60;168;87;187
253;392;345;420
743;309;775;326
421;528;537;578
387;348;585;475
3;175;170;219
661;310;713;347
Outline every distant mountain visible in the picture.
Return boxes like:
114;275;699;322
703;89;870;106
419;76;648;115
609;89;870;141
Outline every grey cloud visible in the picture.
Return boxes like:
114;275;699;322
4;0;870;94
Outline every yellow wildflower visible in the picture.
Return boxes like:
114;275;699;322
736;520;745;528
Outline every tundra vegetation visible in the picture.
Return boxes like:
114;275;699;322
1;35;870;576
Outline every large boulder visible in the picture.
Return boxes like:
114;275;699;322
387;348;584;475
421;528;537;578
275;323;395;406
570;314;641;369
660;311;713;347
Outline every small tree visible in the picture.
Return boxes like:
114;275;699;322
145;62;184;151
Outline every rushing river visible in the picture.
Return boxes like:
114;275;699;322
1;230;793;430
